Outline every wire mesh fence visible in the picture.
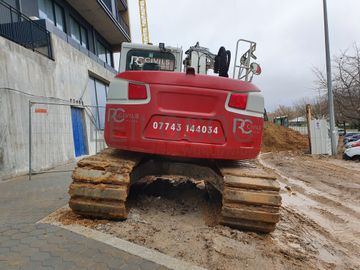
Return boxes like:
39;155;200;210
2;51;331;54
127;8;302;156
29;101;106;179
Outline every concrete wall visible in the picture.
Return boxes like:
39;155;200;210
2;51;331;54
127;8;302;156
0;33;115;180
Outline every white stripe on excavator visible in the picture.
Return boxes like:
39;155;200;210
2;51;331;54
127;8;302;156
38;218;206;270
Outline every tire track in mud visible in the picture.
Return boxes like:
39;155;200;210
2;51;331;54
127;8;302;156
260;153;360;268
261;153;360;214
319;158;360;173
315;159;360;174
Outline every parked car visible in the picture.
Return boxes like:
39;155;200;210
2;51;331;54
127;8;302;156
343;146;360;160
343;133;355;143
345;139;360;148
344;134;360;144
338;129;345;136
344;132;358;137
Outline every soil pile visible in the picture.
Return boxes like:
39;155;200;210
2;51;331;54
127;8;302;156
262;122;309;152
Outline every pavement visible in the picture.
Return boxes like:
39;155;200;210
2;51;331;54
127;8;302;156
0;165;168;270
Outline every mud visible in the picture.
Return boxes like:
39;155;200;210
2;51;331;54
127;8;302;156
261;152;360;269
262;123;309;152
46;151;360;270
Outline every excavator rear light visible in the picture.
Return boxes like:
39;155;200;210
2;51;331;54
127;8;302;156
228;93;248;110
128;83;147;100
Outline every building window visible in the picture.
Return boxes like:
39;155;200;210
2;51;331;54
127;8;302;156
38;0;65;32
80;26;88;48
89;77;108;130
70;16;88;48
39;0;54;23
54;3;65;32
97;41;106;62
97;40;112;66
4;0;19;9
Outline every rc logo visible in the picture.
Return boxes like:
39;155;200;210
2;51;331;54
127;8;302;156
233;118;253;135
108;108;126;123
108;108;140;123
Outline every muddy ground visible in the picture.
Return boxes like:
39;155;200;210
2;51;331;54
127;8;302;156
46;151;360;270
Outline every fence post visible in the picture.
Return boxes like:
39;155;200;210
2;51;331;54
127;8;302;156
47;33;52;59
29;100;32;180
95;127;98;153
29;19;34;51
9;5;15;39
306;104;312;154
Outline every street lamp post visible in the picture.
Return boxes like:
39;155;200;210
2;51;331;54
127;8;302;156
322;0;337;155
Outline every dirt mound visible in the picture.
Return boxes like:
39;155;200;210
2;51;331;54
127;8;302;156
262;122;309;152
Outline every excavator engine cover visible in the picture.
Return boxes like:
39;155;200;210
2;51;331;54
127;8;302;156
105;71;264;160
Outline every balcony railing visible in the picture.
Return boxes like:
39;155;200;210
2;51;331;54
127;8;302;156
98;0;130;37
0;0;53;59
116;12;129;36
102;0;112;11
119;0;127;10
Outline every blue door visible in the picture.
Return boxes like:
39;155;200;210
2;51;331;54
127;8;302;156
71;107;88;157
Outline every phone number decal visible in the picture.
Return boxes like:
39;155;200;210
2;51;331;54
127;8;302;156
152;121;219;134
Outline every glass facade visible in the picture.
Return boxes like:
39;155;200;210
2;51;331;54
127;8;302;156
3;0;19;9
70;16;87;48
80;26;87;48
89;77;109;130
38;0;54;23
36;0;115;68
38;0;65;32
54;3;65;31
1;0;20;23
70;16;80;43
97;40;106;62
97;40;112;66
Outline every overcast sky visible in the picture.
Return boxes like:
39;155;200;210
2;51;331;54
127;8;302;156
125;0;360;111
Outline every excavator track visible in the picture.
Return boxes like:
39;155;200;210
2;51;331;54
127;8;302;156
217;161;281;233
69;149;281;233
69;149;142;219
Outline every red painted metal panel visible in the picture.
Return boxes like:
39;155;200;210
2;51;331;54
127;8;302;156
105;71;263;160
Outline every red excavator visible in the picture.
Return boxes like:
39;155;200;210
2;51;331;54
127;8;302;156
68;40;281;233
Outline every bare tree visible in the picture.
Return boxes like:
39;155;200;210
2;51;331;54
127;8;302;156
271;97;326;121
272;105;297;119
293;97;327;119
272;47;360;126
314;45;360;125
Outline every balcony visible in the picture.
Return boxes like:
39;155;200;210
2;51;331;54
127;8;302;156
66;0;130;51
0;0;53;59
101;0;127;10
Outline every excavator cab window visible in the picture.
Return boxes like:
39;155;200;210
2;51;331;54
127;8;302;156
126;49;176;71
